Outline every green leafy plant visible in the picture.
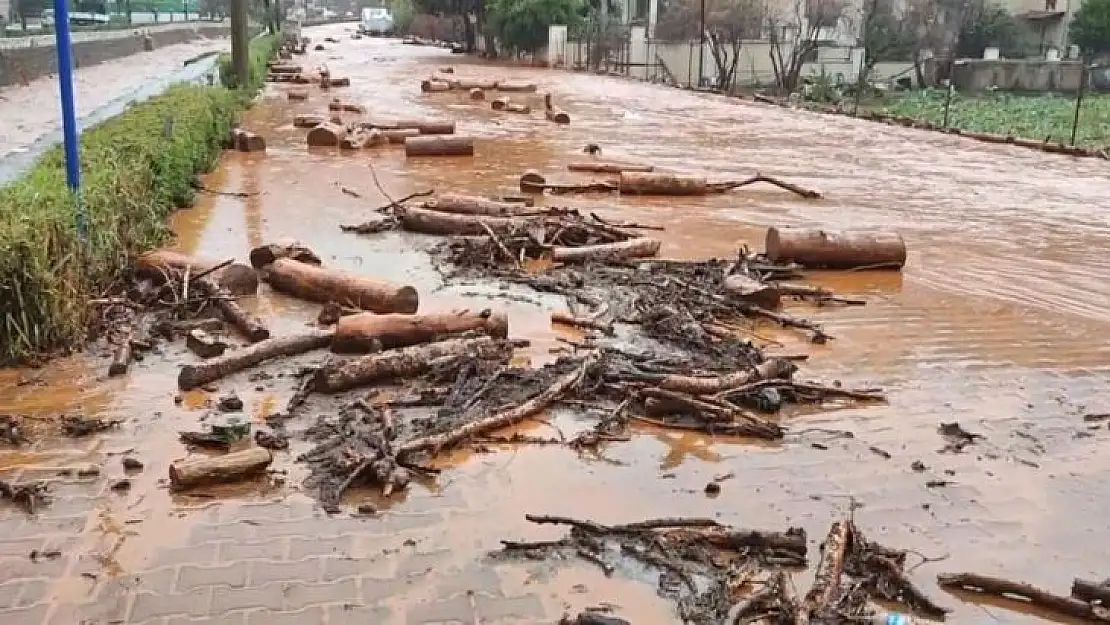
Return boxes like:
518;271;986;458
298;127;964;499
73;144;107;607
488;0;582;55
1070;0;1110;56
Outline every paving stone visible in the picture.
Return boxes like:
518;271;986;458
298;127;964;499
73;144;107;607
133;566;180;596
0;554;70;580
0;538;46;558
405;595;474;625
218;539;288;563
248;557;322;586
130;587;213;622
177;561;250;592
15;578;50;607
327;602;393;624
288;534;354;560
474;594;545;620
281;577;358;611
0;580;26;609
211;583;285;613
152;542;220;568
361;575;419;603
322;554;394;582
245;606;328;625
9;515;87;538
166;613;249;625
396;549;452;578
188;522;257;546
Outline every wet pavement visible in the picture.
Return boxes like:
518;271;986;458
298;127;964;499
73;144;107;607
2;22;1110;624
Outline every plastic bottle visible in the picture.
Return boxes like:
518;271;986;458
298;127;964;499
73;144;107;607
870;611;917;625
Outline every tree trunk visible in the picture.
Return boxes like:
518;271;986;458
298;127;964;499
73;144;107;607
655;358;795;395
764;227;907;269
195;276;269;342
135;250;259;296
263;258;420;313
567;162;654;174
722;274;782;308
423;194;524;216
306;123;345;147
313;336;513;393
399;206;521;236
332;310;509;353
551;238;661;264
360;119;456;134
381;128;421;144
404;136;474;157
497;81;537;92
797;520;851;623
178;329;334;390
939;573;1110;623
169;447;273;489
421;79;452;92
249;242;321;270
619;172;708;195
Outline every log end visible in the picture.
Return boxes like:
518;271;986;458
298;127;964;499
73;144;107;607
485;311;510;339
394;286;420;314
217;264;260;297
519;170;546;192
178;366;202;391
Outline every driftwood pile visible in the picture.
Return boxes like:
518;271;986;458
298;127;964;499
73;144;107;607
498;514;949;625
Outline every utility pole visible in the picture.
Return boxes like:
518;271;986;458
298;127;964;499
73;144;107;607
697;0;705;87
230;0;249;87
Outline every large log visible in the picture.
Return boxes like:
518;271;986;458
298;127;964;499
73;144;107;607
306;122;345;147
196;276;269;342
421;79;451;92
332;310;509;353
453;78;497;90
135;250;259;296
939;573;1110;623
656;358;795;395
497;81;537;93
491;97;509;111
314;336;512;393
619;171;708;195
399;206;519;236
543;93;570;124
249;242;322;270
263;258;419;313
293;114;326;128
341;128;385;150
765;227;907;270
424;194;523;216
178;329;334;390
169;447;273;489
568;162;654;174
797;520;851;624
381;128;420;144
1072;578;1110;605
468;87;485;100
405;136;474;157
362;119;456;135
722;274;782;308
551;238;661;264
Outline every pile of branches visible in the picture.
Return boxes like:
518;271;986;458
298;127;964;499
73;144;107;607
497;514;949;625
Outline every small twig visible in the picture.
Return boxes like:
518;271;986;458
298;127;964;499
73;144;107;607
198;186;259;198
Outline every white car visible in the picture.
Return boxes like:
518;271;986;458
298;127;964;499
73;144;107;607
359;7;394;36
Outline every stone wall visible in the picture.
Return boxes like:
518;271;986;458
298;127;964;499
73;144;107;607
0;24;229;88
950;59;1084;92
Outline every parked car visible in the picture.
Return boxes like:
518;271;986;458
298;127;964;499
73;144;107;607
359;7;393;36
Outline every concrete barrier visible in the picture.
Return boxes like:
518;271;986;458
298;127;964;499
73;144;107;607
0;23;230;88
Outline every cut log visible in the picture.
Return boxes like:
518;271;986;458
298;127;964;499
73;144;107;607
327;76;351;88
1072;578;1110;605
416;121;457;135
269;64;303;74
468;87;485;100
797;520;851;624
722;274;782;308
381;128;420;144
424;194;523;216
439;66;455;73
293;114;326;128
313;336;513;393
505;103;531;114
656;358;795;395
186;328;228;359
454;79;497;90
178;329;333;390
332;310;509;353
400;206;519;236
546;109;570;124
263;258;419;313
169;447;273;489
196;276;269;343
398;351;596;457
519;170;546;191
765;227;907;270
249;242;322;270
135;250;259;296
491;97;509;111
619;171;708;195
232;129;266;152
306;122;345;147
362;119;455;134
108;316;134;376
567;162;654;174
497;81;537;93
551;238;661;264
421;79;452;92
404;136;474;157
939;573;1110;623
340;128;383;149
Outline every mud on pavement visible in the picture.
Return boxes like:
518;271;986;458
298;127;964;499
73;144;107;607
3;22;1110;625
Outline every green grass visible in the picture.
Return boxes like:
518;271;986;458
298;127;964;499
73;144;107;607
0;33;279;364
877;89;1110;147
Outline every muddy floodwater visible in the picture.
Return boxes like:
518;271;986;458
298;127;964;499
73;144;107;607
2;23;1110;625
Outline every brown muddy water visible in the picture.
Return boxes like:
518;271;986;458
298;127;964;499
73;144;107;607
2;23;1110;624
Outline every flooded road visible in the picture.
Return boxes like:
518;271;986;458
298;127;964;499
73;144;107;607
2;23;1110;624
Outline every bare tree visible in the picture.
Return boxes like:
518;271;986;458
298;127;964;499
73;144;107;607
765;0;846;92
655;0;766;91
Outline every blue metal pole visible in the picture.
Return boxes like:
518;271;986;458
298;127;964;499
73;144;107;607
52;0;86;238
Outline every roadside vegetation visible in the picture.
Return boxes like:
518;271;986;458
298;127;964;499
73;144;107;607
0;34;279;364
876;91;1110;147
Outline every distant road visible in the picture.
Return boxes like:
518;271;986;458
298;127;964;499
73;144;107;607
0;17;227;50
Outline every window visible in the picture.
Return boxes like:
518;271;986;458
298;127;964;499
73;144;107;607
1045;0;1057;10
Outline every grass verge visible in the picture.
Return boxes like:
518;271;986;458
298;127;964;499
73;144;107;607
877;89;1110;148
0;33;279;364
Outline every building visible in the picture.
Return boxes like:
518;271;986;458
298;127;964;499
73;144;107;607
1010;0;1078;57
0;0;9;24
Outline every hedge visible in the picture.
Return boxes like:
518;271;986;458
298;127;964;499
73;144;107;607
0;33;280;364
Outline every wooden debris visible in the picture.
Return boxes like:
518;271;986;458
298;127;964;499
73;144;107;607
306;122;345;147
404;135;474;157
765;227;907;270
332;310;509;353
939;572;1110;622
249;242;322;270
196;276;269;342
423;194;524;216
421;78;451;92
498;81;538;93
619;171;708;195
1073;578;1110;606
544;93;570;124
551;238;661;264
263;258;419;314
178;329;333;390
797;520;851;623
169;447;273;489
231;128;266;152
722;274;782;308
568;161;654;174
186;328;228;359
293;114;326;128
